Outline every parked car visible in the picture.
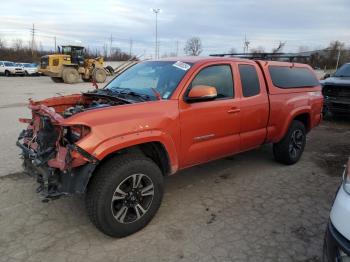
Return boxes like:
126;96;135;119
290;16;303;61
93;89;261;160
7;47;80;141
0;61;25;76
321;63;350;116
324;158;350;261
16;57;323;237
18;63;40;76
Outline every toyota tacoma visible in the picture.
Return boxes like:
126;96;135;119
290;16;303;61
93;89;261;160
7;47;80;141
16;57;323;237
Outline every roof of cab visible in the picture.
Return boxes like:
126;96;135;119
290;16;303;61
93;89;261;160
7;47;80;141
156;56;249;64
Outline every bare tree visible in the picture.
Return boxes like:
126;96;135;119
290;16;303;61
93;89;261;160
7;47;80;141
298;45;310;53
13;38;23;51
228;48;237;54
272;41;286;54
184;37;202;56
0;37;5;49
251;46;265;54
102;43;108;58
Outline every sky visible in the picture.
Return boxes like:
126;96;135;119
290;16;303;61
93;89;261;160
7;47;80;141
0;0;349;58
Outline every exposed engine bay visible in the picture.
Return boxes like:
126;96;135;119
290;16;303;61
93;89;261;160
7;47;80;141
16;91;131;199
16;89;150;200
62;95;125;117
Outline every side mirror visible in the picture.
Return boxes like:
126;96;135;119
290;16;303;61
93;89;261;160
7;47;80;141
323;73;331;79
186;85;217;103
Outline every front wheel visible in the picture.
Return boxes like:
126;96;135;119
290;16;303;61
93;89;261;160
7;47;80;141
85;154;164;237
92;68;107;83
273;120;306;165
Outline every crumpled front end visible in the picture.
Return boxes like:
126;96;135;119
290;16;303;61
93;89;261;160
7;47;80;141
16;98;99;200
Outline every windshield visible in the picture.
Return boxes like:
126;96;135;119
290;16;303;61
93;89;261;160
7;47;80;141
334;63;350;77
105;61;192;99
4;62;14;66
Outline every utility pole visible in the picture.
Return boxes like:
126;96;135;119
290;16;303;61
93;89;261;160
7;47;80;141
109;34;113;58
335;46;341;70
152;8;160;59
175;40;179;56
129;38;133;56
30;24;36;57
243;34;250;54
54;36;57;53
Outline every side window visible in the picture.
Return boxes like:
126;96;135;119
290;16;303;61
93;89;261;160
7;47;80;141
268;66;319;88
239;64;260;97
190;65;234;98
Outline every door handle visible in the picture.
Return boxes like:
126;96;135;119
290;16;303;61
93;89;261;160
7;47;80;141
227;108;240;114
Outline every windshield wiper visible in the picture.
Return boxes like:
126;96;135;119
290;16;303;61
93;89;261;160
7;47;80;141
106;87;153;102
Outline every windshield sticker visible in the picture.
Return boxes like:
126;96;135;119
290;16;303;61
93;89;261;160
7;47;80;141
173;61;191;71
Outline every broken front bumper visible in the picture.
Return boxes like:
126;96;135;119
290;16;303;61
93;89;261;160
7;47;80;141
16;135;98;200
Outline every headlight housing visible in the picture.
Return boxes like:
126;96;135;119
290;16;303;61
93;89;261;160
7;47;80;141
343;158;350;195
64;125;90;143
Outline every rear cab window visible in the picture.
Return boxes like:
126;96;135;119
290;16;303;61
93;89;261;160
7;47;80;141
238;64;260;97
268;66;319;88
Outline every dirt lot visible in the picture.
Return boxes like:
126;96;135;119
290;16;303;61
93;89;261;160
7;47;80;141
0;76;349;262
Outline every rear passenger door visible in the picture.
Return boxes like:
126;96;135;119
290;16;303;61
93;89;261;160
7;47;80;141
237;62;269;150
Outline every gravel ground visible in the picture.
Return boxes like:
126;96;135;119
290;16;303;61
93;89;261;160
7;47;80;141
0;76;349;262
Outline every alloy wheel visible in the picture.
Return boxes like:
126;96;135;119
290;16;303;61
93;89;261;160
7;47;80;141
289;129;304;159
111;173;154;224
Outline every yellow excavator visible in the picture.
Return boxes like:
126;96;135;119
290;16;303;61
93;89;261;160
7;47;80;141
39;45;114;84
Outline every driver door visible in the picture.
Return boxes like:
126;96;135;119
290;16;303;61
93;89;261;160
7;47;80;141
178;63;241;168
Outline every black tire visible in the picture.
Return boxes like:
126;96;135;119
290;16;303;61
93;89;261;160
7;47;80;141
92;68;107;83
273;120;306;165
5;70;10;77
62;67;80;84
50;77;64;83
25;71;29;76
85;154;164;238
105;65;114;75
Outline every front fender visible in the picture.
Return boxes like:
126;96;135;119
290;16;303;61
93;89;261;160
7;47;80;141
90;130;179;174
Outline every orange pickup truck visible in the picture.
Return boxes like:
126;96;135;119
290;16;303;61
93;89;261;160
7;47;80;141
17;57;323;237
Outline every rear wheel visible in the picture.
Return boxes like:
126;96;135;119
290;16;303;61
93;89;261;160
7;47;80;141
5;70;10;77
85;154;164;237
62;68;80;84
92;68;107;83
273;120;306;165
50;77;64;83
